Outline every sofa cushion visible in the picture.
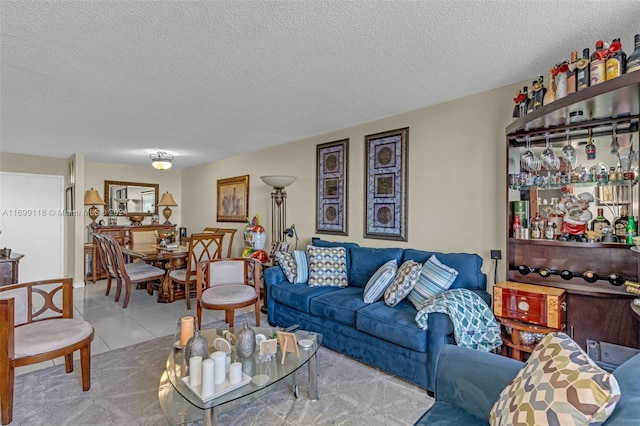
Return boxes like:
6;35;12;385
307;246;348;287
275;251;297;283
356;300;427;352
309;287;367;326
402;249;486;290
270;281;341;313
384;260;422;307
407;255;458;309
349;247;404;287
490;332;621;426
363;259;398;303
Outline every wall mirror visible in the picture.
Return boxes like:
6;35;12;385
103;180;159;216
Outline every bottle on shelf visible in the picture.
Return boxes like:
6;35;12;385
555;61;569;99
567;50;578;94
543;68;556;105
513;215;521;238
585;128;596;160
614;205;630;239
606;38;626;80
626;215;636;244
531;75;546;110
512;89;524;119
590;208;611;234
627;34;640;73
519;86;530;117
590;40;607;86
545;221;556;240
576;48;590;91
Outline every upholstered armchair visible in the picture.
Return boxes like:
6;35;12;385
0;278;94;425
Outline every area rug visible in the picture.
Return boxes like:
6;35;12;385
11;314;433;425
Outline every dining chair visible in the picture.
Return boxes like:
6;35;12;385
202;227;238;258
104;235;166;308
0;278;94;425
168;233;224;309
195;258;261;330
95;234;150;302
129;228;158;246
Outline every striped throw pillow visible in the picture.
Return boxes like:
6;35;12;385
384;260;422;307
408;255;458;309
292;250;308;284
363;259;398;303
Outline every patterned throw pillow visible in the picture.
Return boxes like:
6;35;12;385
407;255;458;309
292;250;309;284
275;251;296;283
490;332;621;426
363;259;398;304
384;260;422;307
307;246;348;287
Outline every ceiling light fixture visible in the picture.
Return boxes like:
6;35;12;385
150;151;174;170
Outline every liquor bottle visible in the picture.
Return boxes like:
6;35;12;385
531;76;545;110
545;222;556;240
606;38;626;80
566;50;578;94
526;82;536;114
585;128;596;160
513;215;521;238
531;222;541;239
519;86;529;117
543;68;556;105
548;203;564;238
626;34;640;73
614;205;629;239
576;48;590;91
626;215;636;243
590;208;611;233
583;271;599;283
590;40;607;86
555;61;569;99
512;89;523;119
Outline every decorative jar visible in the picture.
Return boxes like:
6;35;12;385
235;322;256;358
185;328;209;364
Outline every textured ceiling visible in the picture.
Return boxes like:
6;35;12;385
2;1;640;169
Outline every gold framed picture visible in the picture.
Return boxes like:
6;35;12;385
216;175;249;222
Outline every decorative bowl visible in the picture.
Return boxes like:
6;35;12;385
128;214;145;225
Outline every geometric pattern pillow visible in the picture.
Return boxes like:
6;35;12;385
363;259;398;304
292;250;309;284
490;332;621;426
407;255;458;309
275;251;296;283
384;260;422;307
306;246;348;287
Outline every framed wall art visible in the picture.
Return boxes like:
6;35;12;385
364;128;408;241
316;139;349;235
216;175;249;222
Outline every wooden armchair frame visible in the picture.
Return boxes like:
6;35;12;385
195;258;261;329
0;278;94;425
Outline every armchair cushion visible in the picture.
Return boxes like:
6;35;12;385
201;284;257;305
14;319;94;358
490;332;620;426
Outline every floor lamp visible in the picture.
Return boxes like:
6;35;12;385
260;176;297;245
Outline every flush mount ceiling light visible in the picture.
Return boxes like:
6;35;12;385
150;151;174;170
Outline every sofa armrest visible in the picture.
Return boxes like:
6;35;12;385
435;345;523;420
264;265;286;286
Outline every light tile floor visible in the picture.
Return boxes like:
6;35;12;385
16;279;252;376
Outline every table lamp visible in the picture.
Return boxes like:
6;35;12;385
157;192;178;224
84;188;106;224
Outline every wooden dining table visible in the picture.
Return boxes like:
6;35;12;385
121;243;189;303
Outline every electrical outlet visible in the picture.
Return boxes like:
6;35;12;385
490;249;502;260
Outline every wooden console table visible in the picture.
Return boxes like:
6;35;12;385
0;253;24;286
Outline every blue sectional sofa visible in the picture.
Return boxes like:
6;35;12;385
264;239;491;393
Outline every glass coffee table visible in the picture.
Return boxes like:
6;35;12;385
158;326;321;426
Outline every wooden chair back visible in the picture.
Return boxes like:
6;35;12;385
203;227;238;257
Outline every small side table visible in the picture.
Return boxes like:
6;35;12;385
497;317;563;361
84;244;97;284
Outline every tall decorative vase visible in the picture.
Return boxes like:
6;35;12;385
185;327;209;363
251;231;266;250
235;322;256;358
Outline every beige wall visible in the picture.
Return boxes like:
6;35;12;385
182;82;521;283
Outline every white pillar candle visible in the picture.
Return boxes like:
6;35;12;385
229;362;243;385
189;356;203;386
201;358;215;397
211;351;226;385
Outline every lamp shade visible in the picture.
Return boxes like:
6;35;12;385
260;175;297;188
84;188;106;206
158;192;178;206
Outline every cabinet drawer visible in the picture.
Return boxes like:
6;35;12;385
494;281;566;329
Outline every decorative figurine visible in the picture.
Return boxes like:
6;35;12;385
557;191;594;242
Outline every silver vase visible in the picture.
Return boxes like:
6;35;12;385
185;329;209;363
235;322;256;358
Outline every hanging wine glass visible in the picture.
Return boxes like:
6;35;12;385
561;130;577;167
541;133;560;170
610;125;620;155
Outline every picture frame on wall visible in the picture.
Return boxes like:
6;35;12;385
216;175;249;222
316;139;349;235
364;127;408;241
